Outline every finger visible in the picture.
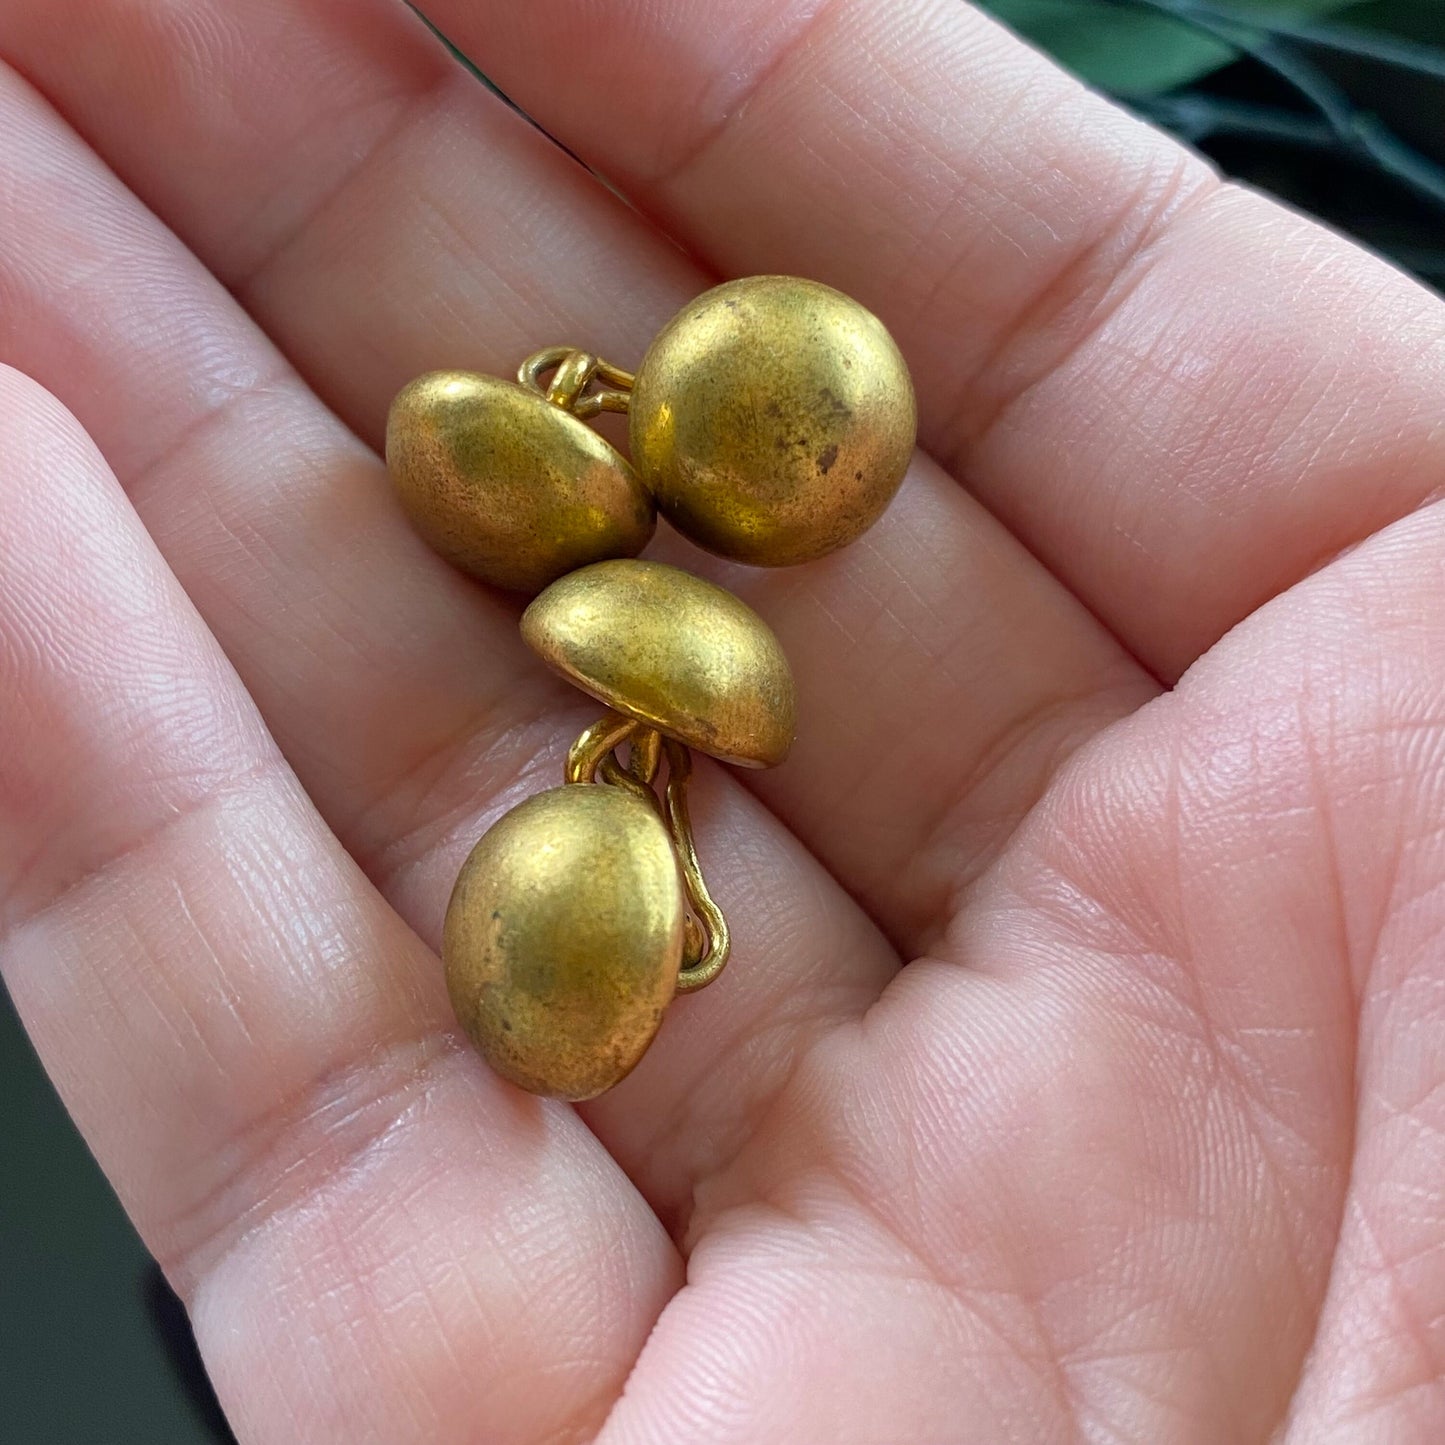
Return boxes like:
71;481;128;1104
415;0;1445;680
0;365;676;1443
0;1;1153;959
0;0;693;442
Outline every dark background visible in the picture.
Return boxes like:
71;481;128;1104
4;2;1443;1439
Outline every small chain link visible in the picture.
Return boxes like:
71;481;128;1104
518;347;635;420
565;712;730;991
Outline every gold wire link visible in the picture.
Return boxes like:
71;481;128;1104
565;712;640;785
544;350;598;412
517;345;572;394
598;753;660;809
662;739;730;992
564;713;731;992
519;347;635;419
626;724;662;787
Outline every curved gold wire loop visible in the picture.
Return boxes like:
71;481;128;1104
517;345;570;393
565;712;640;785
626;726;662;787
565;715;731;992
571;389;633;420
598;753;660;809
544;350;599;411
518;347;635;419
662;739;731;993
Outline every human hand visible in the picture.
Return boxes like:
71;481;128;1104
2;3;1443;1441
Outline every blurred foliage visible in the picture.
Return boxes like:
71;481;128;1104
979;0;1445;288
984;1;1357;91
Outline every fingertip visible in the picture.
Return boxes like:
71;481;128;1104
0;360;95;455
0;361;125;543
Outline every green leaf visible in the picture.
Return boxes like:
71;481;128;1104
981;1;1232;92
980;0;1370;94
1329;0;1445;45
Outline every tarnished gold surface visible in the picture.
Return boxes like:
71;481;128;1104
386;370;654;594
443;783;684;1100
629;275;917;566
522;559;796;768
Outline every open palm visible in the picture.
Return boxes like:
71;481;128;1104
3;2;1444;1441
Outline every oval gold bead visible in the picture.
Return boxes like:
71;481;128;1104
629;276;917;567
386;371;656;595
443;784;684;1100
522;559;796;769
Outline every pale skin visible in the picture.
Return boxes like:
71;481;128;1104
2;0;1445;1440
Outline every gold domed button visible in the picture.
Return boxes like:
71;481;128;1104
386;370;654;595
629;276;916;567
521;558;796;768
443;783;685;1101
